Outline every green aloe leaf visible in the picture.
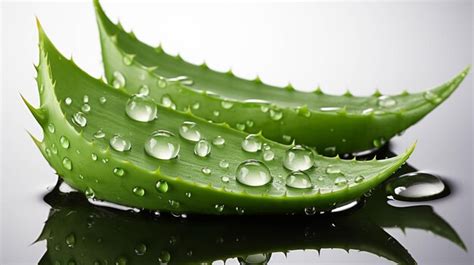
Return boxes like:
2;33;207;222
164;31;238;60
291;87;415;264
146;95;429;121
25;21;414;215
94;0;469;154
37;183;416;265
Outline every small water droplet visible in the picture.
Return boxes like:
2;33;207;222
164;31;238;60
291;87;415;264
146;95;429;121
157;77;168;88
145;130;180;160
112;71;126;89
51;144;58;154
134;243;147;256
72;112;87;127
168;76;193;86
324;146;337;156
94;129;106;139
246;120;254;128
115;256;127;265
65;97;72;105
192;102;200;109
386;172;446;201
81;103;91;113
158;250;171;263
304;206;317;216
218;100;234;110
326;166;341;174
282;135;292;144
202;167;211;175
65;233;76;248
263;150;274;161
160;94;176;110
60;136;70;149
269;109;283;120
283;145;314;171
185;192;192;198
354;175;365;183
91;153;98;161
179;121;201;142
362;108;374;115
47;123;55;133
62;157;72;170
236;123;246;131
194;139;211;157
85;187;95;199
221;176;230;183
423;91;442;104
99;96;107;104
242;134;262;153
109;135;132;152
235;207;245;215
168;200;180;209
334;177;348;187
214;204;225;213
212;136;225;146
260;105;270;113
155;180;169;193
377;95;397;108
133;187;145;196
113;167;125;177
82;95;89;103
373;137;386;148
219;160;229;169
213;110;220;117
125;94;157;122
123;54;134;66
45;148;51;157
236;160;272;187
238;253;272;265
138;85;150;96
286;171;313;189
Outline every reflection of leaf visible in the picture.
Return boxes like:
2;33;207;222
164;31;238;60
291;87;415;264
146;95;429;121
37;182;415;265
357;147;466;250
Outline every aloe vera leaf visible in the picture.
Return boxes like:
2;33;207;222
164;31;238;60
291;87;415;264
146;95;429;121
94;0;469;154
37;184;416;265
26;21;415;215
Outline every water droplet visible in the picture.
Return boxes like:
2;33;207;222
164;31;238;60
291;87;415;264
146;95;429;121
334;177;348;187
47;123;55;133
133;187;145;196
354;175;365;183
160;94;176;110
192;102;200;109
60;136;70;149
168;200;180;209
213;110;220;117
286;171;313;189
185;192;192;198
219;160;229;169
236;160;272;187
109;135;132;152
62;157;72;170
134;243;147;255
94;129;105;139
168;76;193;86
212;136;225;146
386;172;446;201
260;105;270;113
85;187;95;199
65;233;76;248
221;176;230;183
194;139;211;157
72;112;87;127
145;130;180;160
238;253;272;265
157;77;168;88
283;145;314;171
263;150;274;161
202;167;211;175
65;97;72;105
242;134;262;153
235;207;245;215
214;204;225;213
304;206;317;216
91;153;98;161
155;180;169;193
51;144;58;154
137;85;150;96
81;103;91;113
115;256;127;265
45;148;51;157
246;120;254;128
179;121;201;142
113;167;125;177
123;54;134;66
158;250;171;263
423;91;442;104
373;137;386;148
377;95;397;108
320;107;341;112
99;96;107;104
269;109;283;120
324;146;337;156
83;95;89;103
112;71;126;88
362;108;374;115
282;135;292;144
236;123;246;131
326;166;341;174
221;101;234;109
125;94;157;122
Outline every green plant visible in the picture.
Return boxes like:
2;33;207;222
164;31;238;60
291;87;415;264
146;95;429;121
24;21;414;215
94;0;469;154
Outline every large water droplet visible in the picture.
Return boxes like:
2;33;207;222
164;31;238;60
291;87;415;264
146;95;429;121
125;94;157;122
194;139;211;157
212;136;225;146
179;121;201;142
286;171;313;189
238;253;272;265
112;71;126;88
145;130;180;160
241;134;262;153
109;135;132;152
72;112;87;127
155;180;169;193
236;160;272;187
60;136;70;149
283;145;314;171
62;157;72;170
386;172;446;201
377;95;396;108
